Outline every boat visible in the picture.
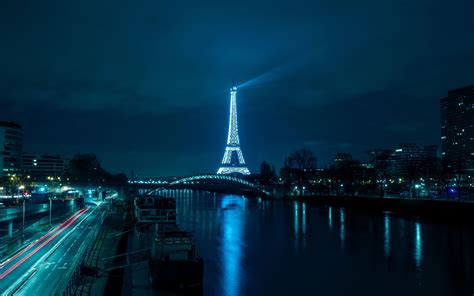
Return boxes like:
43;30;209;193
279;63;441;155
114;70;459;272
133;195;204;291
149;222;204;291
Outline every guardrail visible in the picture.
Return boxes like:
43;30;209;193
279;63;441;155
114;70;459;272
0;230;20;259
53;206;108;296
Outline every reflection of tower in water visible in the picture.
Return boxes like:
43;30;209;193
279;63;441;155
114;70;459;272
220;195;246;296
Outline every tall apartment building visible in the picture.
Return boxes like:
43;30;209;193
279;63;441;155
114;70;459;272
441;85;474;172
0;121;23;177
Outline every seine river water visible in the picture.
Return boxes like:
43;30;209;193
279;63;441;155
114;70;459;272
145;190;473;295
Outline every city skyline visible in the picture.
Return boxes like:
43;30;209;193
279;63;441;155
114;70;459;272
1;2;474;296
1;0;473;176
2;84;471;177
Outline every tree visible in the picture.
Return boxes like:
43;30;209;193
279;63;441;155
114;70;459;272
260;161;276;185
65;153;128;186
330;160;363;196
437;157;453;199
290;148;317;170
371;151;391;198
282;148;318;195
452;156;467;200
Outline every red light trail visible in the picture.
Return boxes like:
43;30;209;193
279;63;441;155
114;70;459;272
0;208;89;280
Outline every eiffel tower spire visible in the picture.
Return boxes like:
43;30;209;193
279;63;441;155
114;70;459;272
217;85;251;175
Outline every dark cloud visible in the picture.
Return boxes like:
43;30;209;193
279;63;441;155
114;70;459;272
1;0;473;175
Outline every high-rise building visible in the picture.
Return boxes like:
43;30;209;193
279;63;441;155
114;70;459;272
217;85;251;175
441;85;474;171
0;121;23;177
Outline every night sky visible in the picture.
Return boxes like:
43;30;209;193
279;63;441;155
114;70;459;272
1;0;473;176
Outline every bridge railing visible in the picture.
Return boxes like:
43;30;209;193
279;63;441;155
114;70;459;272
132;174;272;197
170;174;257;188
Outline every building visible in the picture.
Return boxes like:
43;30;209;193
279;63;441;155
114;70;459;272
22;154;67;181
391;144;438;177
367;149;394;170
334;153;353;168
441;85;474;172
0;121;23;177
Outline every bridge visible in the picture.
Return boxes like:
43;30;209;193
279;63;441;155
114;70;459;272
130;174;271;198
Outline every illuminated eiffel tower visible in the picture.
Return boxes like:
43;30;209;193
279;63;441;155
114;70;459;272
217;84;251;175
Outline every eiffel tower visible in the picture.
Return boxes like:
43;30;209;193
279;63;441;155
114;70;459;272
217;84;251;175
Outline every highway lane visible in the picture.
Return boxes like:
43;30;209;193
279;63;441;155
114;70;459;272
0;202;107;295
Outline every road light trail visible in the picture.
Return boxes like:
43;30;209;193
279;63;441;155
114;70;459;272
0;209;86;269
0;208;88;280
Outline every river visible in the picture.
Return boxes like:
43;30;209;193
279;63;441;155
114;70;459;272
130;189;473;295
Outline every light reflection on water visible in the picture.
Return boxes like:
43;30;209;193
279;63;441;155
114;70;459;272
414;222;423;271
292;202;307;249
339;208;345;248
328;206;333;229
293;202;299;236
219;195;245;296
302;203;306;238
384;212;390;257
153;190;474;296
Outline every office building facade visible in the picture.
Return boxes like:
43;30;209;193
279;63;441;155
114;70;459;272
0;121;23;177
441;85;474;172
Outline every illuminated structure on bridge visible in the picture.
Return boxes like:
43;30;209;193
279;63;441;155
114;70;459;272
132;174;271;197
217;85;251;175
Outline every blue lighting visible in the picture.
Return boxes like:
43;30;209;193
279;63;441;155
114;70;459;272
384;213;390;257
302;203;306;238
414;222;423;271
328;206;333;229
220;195;245;296
294;202;299;239
339;208;345;248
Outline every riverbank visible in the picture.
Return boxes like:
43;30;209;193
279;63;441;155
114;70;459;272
279;195;474;222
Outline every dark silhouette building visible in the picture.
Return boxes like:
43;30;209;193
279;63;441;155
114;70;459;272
441;85;474;172
0;121;23;177
334;153;353;168
22;154;67;181
392;144;438;177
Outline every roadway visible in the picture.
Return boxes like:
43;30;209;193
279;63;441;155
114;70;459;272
0;201;107;295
